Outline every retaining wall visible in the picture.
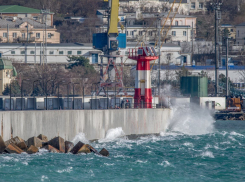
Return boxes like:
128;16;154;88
0;109;172;141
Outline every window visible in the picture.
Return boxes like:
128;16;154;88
130;31;134;36
11;51;15;54
48;33;52;38
230;29;233;32
12;32;17;38
183;31;187;36
126;31;128;36
238;30;239;37
191;2;195;9
21;51;25;54
40;51;43;54
199;3;203;9
30;51;35;54
238;42;239;45
22;33;25;39
68;51;72;55
36;33;40;38
148;31;153;36
77;51;82;55
167;53;171;60
59;51;64;55
3;32;7;38
49;51;54;55
172;31;176;36
175;21;178;26
139;31;143;36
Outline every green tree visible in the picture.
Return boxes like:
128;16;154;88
67;56;96;74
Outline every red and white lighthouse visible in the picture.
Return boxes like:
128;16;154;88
128;47;158;108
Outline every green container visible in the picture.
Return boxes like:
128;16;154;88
180;76;208;97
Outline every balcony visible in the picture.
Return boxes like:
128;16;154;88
16;36;35;43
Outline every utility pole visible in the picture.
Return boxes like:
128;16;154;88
25;25;29;63
226;37;229;96
211;1;222;96
41;9;50;65
191;22;194;65
158;15;161;96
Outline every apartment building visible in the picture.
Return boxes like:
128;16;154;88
0;16;60;44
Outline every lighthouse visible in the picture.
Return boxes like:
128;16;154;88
128;47;158;108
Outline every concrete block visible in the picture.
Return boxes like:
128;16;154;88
77;144;91;154
27;145;39;154
0;135;6;153
99;148;109;157
48;137;65;153
37;134;48;142
5;136;24;146
27;137;43;148
70;141;84;154
65;141;74;153
5;144;23;154
89;145;100;155
17;142;28;151
42;145;60;153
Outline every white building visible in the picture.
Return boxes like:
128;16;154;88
0;42;191;66
236;22;245;45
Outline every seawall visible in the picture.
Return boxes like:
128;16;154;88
0;109;172;141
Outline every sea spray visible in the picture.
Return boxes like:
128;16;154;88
99;127;125;143
167;104;215;135
71;132;89;145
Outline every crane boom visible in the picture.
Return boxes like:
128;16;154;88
108;0;119;35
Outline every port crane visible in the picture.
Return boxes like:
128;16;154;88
93;0;127;95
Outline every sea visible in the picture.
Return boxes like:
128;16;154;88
0;106;245;181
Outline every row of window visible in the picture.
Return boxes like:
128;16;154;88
127;30;191;37
191;2;204;9
10;50;82;55
3;32;53;39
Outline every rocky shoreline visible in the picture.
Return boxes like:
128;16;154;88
0;134;109;156
214;112;245;121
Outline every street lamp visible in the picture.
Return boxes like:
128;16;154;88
46;79;53;110
33;79;41;110
67;82;72;110
73;83;80;109
9;79;13;110
21;79;30;110
57;80;66;110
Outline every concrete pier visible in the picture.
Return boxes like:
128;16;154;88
0;109;172;141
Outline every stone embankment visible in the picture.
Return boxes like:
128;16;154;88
214;112;245;120
0;134;109;156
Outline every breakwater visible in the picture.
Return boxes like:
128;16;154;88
0;109;172;141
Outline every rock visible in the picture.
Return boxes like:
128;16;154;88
5;136;24;146
77;144;91;154
48;137;65;153
70;141;84;154
27;145;39;154
17;142;28;151
37;134;48;142
65;141;74;153
99;148;109;157
5;143;23;154
0;135;6;153
89;145;101;155
27;137;43;148
42;145;60;153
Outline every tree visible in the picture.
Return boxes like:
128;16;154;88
67;56;96;74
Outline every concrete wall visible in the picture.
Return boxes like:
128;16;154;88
0;109;172;141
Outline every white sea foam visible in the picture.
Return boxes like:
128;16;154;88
41;175;49;181
200;151;214;158
71;132;89;145
183;142;194;147
57;167;73;173
99;127;125;143
136;160;147;163
158;160;172;167
230;131;244;137
167;104;215;135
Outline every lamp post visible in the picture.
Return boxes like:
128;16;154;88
21;79;30;110
9;79;12;110
33;79;40;110
57;80;66;110
67;82;72;110
72;83;79;110
46;79;53;110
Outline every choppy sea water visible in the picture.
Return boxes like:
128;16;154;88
1;107;245;181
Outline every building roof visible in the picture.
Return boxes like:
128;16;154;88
0;17;53;29
0;58;14;70
0;5;42;14
236;22;245;27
